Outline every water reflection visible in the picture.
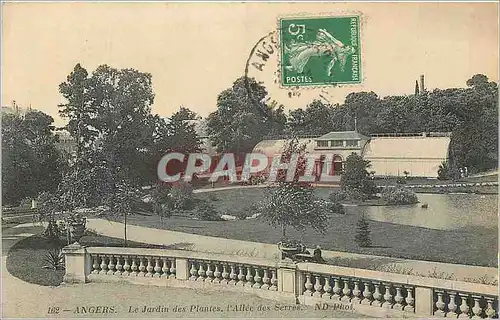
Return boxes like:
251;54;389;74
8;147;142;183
345;194;498;230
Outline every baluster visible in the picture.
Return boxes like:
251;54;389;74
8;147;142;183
221;264;230;284
161;258;169;278
236;265;245;286
213;264;222;284
145;257;154;277
196;262;206;281
229;265;237;285
393;286;404;310
196;261;207;281
169;259;176;279
485;297;497;319
304;274;313;296
471;296;483;319
252;268;262;289
153;257;161;277
106;255;115;275
261;269;270;290
189;262;198;281
458;293;470;319
92;255;100;274
447;291;458;318
382;284;393;309
372;283;383;307
351;280;361;304
99;255;108;275
332;278;341;301
403;286;414;312
244;266;254;287
138;257;146;276
322;276;332;299
206;263;214;282
269;269;278;291
130;257;138;276
114;256;123;276
340;279;351;303
361;282;373;305
122;256;131;276
312;275;323;298
435;291;446;316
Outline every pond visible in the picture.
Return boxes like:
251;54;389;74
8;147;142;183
345;193;498;231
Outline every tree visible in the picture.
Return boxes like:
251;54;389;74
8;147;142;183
172;106;200;121
58;63;158;245
286;100;336;135
2;111;63;206
59;63;157;186
207;76;285;161
259;137;328;238
340;153;377;201
150;182;173;226
355;214;371;247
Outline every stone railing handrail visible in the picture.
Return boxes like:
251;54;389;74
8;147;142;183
63;244;498;318
297;262;497;296
85;246;279;268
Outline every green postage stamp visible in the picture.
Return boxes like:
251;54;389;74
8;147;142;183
279;15;361;87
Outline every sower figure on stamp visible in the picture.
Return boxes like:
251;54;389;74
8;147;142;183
284;28;355;77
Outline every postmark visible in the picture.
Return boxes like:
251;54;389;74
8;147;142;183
244;13;364;118
279;15;361;86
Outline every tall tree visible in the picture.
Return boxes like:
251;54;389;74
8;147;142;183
207;76;284;160
1;111;62;206
59;63;157;186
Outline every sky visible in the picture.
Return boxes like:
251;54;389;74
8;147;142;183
2;2;498;127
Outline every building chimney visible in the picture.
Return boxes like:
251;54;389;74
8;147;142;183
419;74;425;93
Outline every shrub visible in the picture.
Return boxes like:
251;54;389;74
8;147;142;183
355;214;371;247
170;182;195;210
396;178;407;185
194;202;221;221
381;187;418;205
328;191;346;203
278;237;304;248
249;175;266;185
329;202;346;215
344;187;370;202
42;249;65;270
42;220;64;243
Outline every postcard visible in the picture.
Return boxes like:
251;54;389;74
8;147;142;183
1;2;498;319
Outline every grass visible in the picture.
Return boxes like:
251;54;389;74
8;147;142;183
6;235;66;286
116;188;497;267
5;231;176;287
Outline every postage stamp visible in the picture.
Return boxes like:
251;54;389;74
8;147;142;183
279;16;361;87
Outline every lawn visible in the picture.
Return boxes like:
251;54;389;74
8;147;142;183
116;187;497;267
5;232;171;286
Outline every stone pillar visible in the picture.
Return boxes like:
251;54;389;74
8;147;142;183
175;258;189;280
415;287;434;316
62;242;89;283
277;261;297;294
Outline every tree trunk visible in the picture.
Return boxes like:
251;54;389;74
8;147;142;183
281;224;286;238
124;211;128;247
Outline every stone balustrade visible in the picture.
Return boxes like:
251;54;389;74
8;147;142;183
62;244;498;318
296;262;498;318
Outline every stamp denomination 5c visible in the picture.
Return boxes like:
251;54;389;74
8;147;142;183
279;16;361;86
